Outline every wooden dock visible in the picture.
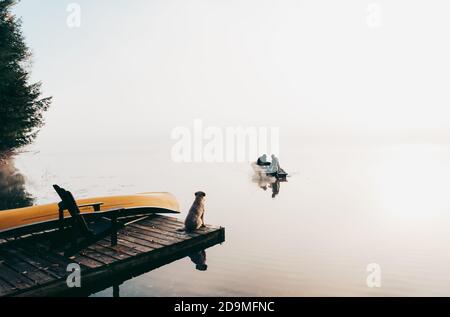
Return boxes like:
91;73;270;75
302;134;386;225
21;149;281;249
0;215;225;297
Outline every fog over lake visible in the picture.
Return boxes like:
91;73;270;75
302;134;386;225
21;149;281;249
5;0;450;296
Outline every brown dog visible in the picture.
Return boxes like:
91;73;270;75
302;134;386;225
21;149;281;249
184;191;206;232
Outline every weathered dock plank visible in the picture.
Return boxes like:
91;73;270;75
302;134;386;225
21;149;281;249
0;249;55;285
0;215;225;297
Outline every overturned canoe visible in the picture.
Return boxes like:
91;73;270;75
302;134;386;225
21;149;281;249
0;192;180;237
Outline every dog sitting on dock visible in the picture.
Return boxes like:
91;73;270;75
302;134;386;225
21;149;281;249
180;191;206;232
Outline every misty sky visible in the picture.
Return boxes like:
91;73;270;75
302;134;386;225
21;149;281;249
12;0;450;151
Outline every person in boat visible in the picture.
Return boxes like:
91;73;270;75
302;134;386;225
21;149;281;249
267;154;281;174
257;154;271;166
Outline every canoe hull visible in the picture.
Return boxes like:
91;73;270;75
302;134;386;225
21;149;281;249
0;192;180;236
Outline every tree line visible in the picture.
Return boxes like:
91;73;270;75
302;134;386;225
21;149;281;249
0;0;51;158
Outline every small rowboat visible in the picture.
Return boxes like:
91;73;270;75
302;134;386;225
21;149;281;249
0;192;180;237
253;163;288;179
266;168;288;179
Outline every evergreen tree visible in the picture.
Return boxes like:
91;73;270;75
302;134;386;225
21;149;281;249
0;0;52;155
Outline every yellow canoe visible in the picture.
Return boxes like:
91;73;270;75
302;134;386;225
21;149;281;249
0;192;180;236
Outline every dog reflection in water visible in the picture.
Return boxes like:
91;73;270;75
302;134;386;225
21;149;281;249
188;250;208;271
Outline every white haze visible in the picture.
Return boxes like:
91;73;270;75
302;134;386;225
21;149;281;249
13;0;450;152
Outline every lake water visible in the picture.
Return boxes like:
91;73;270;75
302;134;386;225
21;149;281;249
5;140;450;296
5;0;450;298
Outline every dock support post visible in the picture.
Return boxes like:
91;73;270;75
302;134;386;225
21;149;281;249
113;284;120;297
111;211;118;247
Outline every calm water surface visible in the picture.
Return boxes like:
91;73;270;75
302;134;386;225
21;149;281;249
6;0;450;297
6;141;450;296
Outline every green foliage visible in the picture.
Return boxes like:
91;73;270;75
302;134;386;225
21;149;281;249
0;0;52;155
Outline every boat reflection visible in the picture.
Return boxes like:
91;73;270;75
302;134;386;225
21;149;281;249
251;163;287;199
